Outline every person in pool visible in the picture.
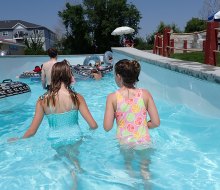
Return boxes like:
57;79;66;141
33;65;42;73
10;59;98;189
103;59;160;182
23;59;97;137
91;68;102;80
41;48;58;90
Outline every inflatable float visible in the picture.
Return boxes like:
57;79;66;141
72;54;113;79
83;55;101;66
0;79;31;112
19;66;41;81
19;72;41;81
103;51;113;65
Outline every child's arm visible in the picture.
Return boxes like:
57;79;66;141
23;100;44;138
104;93;115;131
78;94;98;129
143;90;160;129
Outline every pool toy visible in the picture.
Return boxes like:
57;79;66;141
72;54;113;79
0;79;31;111
83;54;101;66
19;71;41;80
72;65;95;79
103;51;113;65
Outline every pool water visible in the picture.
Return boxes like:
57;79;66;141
0;72;220;190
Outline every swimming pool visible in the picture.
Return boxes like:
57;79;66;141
0;54;220;190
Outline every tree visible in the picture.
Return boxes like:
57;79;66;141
58;3;91;54
155;22;181;34
184;18;206;33
199;0;220;19
134;37;148;50
58;0;141;53
24;31;45;55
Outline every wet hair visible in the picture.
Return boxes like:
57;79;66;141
47;48;58;58
114;59;140;88
45;59;79;107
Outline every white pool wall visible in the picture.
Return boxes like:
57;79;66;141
112;48;220;118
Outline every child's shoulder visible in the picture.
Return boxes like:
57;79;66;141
107;91;117;101
38;92;49;101
138;88;152;98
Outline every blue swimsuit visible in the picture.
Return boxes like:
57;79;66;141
46;109;82;148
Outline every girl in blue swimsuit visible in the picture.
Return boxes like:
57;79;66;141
23;59;98;141
20;60;98;187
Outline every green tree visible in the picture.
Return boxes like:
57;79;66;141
58;3;91;54
134;37;148;50
84;0;141;52
184;18;206;33
156;21;181;34
58;0;141;53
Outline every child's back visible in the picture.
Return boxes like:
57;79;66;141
104;59;160;147
115;88;150;147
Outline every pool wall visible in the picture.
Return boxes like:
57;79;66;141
112;47;220;118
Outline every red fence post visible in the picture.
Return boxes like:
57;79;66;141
204;21;219;65
183;40;187;53
163;28;171;57
158;35;163;55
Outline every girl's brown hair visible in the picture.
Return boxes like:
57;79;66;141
45;60;79;107
114;59;140;88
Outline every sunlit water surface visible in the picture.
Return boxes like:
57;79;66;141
0;72;220;190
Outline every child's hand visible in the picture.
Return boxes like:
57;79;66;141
7;137;20;143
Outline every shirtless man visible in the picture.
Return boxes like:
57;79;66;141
41;48;58;90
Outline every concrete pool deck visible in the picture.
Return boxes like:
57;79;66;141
112;47;220;84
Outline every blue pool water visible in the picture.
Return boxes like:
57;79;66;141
0;56;220;190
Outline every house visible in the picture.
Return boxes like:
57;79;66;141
0;20;56;55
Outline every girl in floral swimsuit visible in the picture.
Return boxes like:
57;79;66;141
104;59;160;181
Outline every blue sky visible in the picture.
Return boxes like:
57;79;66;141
0;0;204;37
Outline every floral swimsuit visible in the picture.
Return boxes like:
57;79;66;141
115;89;150;147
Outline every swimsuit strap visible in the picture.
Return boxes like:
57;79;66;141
38;91;48;100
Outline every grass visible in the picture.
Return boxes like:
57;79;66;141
170;51;220;67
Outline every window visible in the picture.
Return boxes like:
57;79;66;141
3;31;8;36
33;29;40;35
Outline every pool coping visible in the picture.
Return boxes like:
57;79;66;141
111;47;220;84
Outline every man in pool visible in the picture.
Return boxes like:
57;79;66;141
41;48;58;90
91;68;102;80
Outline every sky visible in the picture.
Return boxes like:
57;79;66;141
0;0;205;38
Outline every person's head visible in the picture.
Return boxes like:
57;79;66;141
47;59;78;107
95;61;101;67
35;66;40;69
33;66;41;72
47;48;58;58
51;59;72;88
114;59;140;88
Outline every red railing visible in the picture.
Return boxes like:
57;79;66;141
153;21;220;66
